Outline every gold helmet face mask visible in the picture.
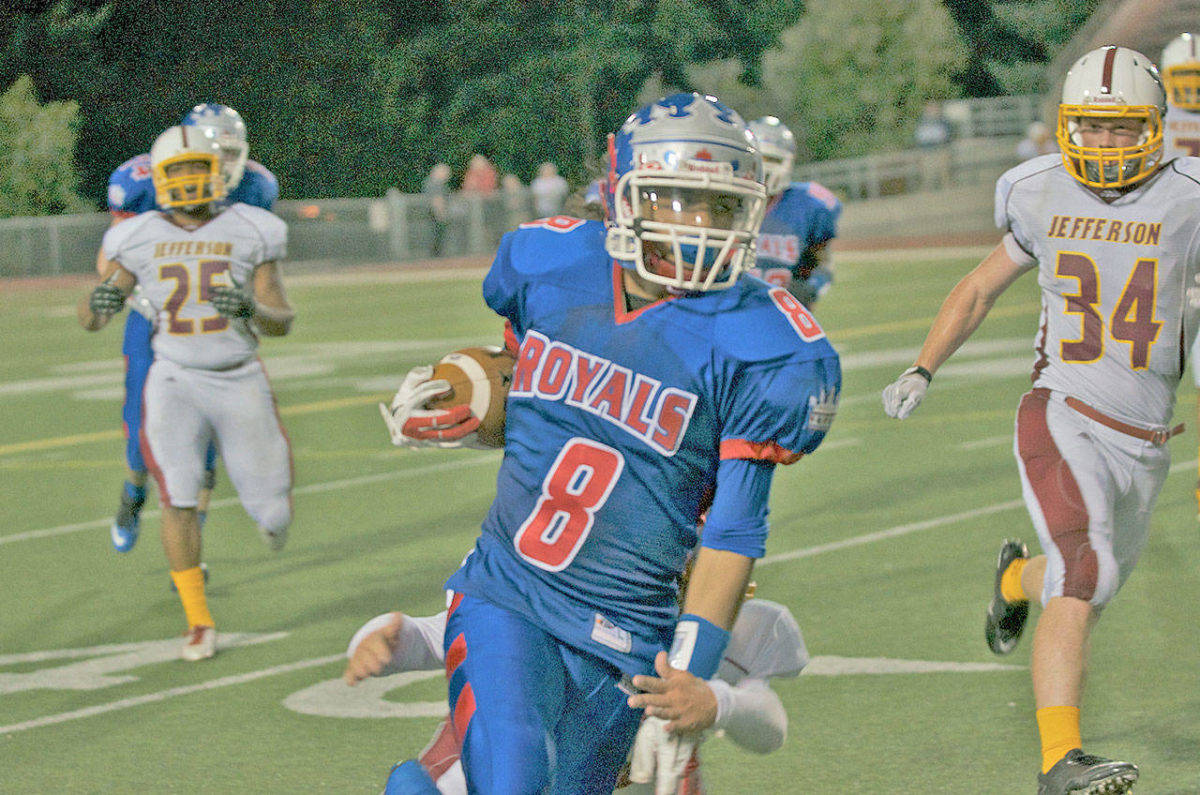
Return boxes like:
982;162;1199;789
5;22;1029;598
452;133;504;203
152;153;225;210
1164;62;1200;111
1057;104;1163;190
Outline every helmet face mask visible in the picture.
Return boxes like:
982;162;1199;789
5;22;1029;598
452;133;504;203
181;103;249;190
150;126;225;211
1161;33;1200;111
1057;46;1166;191
605;93;767;292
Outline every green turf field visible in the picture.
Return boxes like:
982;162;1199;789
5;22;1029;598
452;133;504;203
3;251;1200;793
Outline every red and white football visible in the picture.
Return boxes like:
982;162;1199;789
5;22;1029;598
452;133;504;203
426;346;516;448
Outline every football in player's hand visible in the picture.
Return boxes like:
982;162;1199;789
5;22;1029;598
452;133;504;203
426;347;516;448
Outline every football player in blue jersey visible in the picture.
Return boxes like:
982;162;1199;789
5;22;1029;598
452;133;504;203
379;92;841;793
744;117;842;309
99;104;279;555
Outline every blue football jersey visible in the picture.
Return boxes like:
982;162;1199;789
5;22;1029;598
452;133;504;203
445;217;841;675
106;155;277;216
228;160;279;209
107;154;157;218
746;181;842;290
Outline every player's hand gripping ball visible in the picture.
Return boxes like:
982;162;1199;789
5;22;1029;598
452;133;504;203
209;284;256;319
379;346;515;449
89;282;127;316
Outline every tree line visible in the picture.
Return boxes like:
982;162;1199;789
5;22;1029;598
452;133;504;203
0;0;1098;216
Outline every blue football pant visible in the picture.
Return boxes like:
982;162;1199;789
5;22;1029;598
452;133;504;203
121;311;216;476
444;594;642;794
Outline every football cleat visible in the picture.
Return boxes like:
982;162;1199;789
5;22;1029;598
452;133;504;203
168;562;209;592
180;625;216;662
110;481;146;553
985;538;1030;655
1037;749;1138;795
259;525;287;552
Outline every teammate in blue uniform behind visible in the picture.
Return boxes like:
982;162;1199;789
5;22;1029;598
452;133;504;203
100;103;279;554
745;116;842;308
379;93;841;794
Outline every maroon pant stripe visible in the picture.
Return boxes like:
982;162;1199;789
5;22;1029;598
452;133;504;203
1016;390;1098;601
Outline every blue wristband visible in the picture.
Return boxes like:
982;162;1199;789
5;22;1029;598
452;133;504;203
668;614;731;679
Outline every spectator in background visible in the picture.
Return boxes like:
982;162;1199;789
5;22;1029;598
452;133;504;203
423;162;452;257
913;101;952;148
501;172;528;229
1016;121;1057;160
461;154;498;196
530;161;569;218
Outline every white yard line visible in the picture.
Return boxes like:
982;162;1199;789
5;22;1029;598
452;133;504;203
0;453;499;546
959;435;1013;450
758;501;1026;567
0;654;344;736
761;457;1200;568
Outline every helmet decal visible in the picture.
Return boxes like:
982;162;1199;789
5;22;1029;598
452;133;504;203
605;93;766;292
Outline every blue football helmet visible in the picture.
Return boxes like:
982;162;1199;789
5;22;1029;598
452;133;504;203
748;116;797;196
182;103;249;190
605;93;766;292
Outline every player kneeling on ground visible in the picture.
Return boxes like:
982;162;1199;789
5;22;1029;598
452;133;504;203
345;581;807;794
883;46;1198;794
79;125;295;662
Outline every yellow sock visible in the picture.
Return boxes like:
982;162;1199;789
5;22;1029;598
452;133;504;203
1000;557;1029;603
1036;705;1081;773
170;567;215;629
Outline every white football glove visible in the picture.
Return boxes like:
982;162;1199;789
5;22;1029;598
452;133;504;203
379;365;481;449
627;716;704;795
881;366;931;420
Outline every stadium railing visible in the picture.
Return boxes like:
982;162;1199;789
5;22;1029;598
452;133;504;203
0;95;1041;278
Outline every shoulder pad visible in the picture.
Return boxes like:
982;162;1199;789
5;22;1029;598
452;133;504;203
506;218;607;274
791;180;841;211
715;279;837;364
1166;156;1200;184
995;154;1061;230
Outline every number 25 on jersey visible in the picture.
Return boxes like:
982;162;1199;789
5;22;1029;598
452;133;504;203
159;260;233;335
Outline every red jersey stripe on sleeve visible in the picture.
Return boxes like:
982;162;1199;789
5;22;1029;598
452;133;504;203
719;439;804;464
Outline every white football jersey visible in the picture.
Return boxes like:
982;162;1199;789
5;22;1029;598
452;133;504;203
103;204;287;370
995;155;1200;427
1165;105;1200;159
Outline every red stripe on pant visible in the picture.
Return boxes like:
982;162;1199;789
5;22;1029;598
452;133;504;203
452;682;476;743
138;425;173;507
418;716;461;782
1016;390;1098;601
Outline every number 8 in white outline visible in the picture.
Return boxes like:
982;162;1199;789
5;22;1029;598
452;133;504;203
513;437;625;572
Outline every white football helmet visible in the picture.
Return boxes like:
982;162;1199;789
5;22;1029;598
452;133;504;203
1161;33;1200;111
605;93;766;292
149;125;225;209
748;116;796;196
1057;45;1166;190
182;103;249;190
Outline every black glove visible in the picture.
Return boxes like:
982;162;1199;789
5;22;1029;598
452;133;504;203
210;284;255;319
89;282;127;316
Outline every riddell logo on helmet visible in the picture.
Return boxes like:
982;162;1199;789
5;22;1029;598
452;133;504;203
683;160;732;176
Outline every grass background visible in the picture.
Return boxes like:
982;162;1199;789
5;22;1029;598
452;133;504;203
2;249;1199;793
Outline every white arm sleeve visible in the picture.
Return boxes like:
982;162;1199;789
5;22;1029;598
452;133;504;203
346;610;448;675
707;677;788;754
